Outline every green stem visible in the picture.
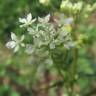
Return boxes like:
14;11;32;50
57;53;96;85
70;48;78;96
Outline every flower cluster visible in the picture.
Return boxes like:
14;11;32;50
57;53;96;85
60;0;96;15
6;13;76;53
60;0;83;14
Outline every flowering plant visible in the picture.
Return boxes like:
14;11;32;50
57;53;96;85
6;13;76;54
5;0;96;95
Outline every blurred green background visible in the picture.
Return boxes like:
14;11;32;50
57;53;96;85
0;0;96;96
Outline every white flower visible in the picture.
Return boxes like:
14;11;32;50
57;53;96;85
38;14;50;23
25;44;34;54
19;13;36;27
6;32;25;53
64;41;76;49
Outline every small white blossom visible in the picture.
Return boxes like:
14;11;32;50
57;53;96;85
25;44;34;54
64;41;76;49
19;13;36;27
38;14;50;23
6;33;25;53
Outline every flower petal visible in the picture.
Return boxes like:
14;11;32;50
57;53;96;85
21;43;25;47
38;14;50;23
6;41;16;49
11;32;17;41
19;18;26;23
45;14;50;23
20;35;25;41
19;24;26;28
27;13;32;22
38;17;43;23
14;45;19;52
32;18;36;23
